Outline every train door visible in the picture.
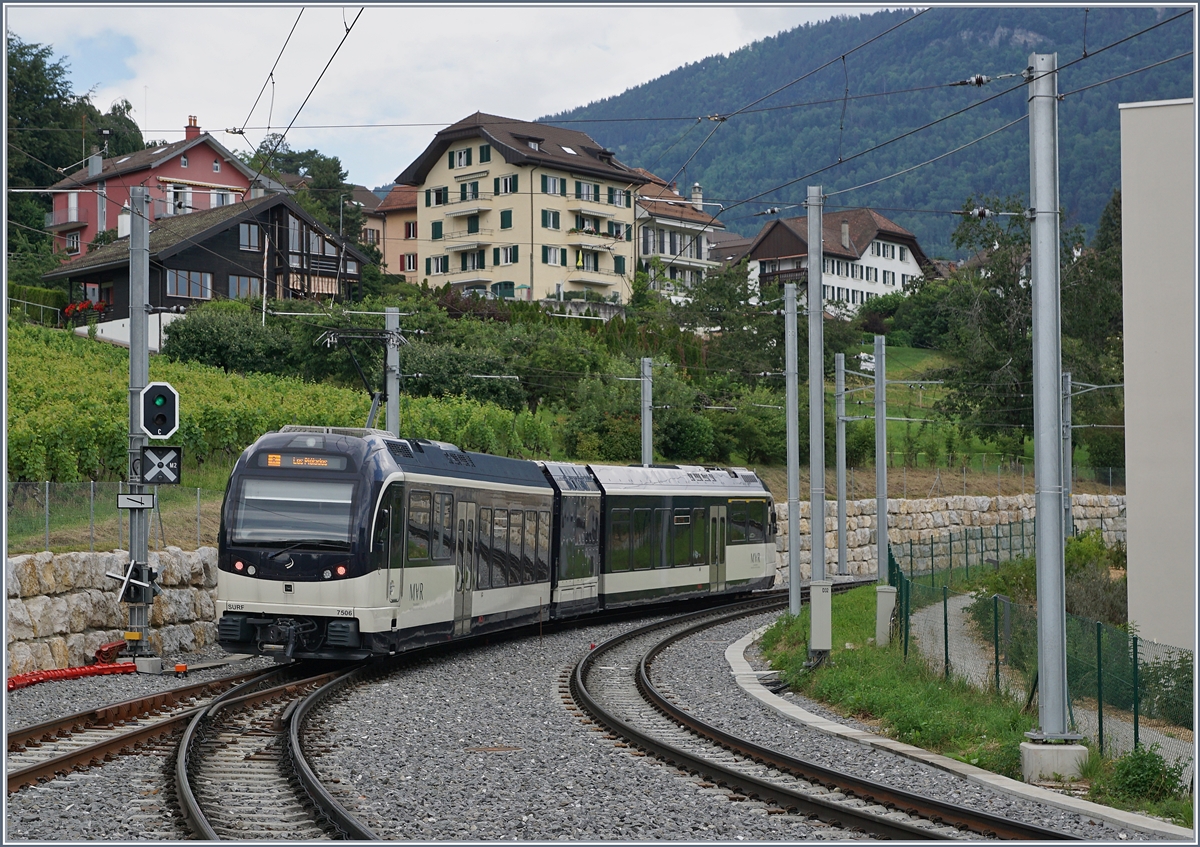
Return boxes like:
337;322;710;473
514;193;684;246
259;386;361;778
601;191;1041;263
386;490;403;604
709;505;727;592
454;501;475;636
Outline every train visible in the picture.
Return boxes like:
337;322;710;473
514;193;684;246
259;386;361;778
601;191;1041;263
215;426;777;660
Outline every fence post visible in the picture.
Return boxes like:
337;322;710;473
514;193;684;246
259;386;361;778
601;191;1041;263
942;585;950;680
1132;635;1139;750
1096;620;1104;757
903;576;910;661
930;535;935;586
965;527;970;581
196;488;202;550
89;480;95;556
44;480;50;551
993;594;1001;693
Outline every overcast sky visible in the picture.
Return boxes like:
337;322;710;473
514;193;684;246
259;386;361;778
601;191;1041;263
5;4;881;192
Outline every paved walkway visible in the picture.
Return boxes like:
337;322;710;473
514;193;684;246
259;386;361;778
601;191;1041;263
908;592;1195;786
728;625;1193;841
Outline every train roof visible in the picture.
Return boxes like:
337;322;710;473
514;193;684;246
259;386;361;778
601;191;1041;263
538;461;601;494
586;463;770;496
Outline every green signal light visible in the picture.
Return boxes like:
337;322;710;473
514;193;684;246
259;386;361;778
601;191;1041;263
154;395;166;407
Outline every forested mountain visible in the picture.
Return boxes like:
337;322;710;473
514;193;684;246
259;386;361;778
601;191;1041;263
543;7;1193;259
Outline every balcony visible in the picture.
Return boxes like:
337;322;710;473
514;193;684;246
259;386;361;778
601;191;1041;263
442;228;493;252
566;197;615;218
565;228;622;248
565;267;622;287
44;208;88;230
444;198;491;217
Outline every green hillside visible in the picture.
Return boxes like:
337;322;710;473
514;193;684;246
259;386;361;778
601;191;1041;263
544;7;1193;257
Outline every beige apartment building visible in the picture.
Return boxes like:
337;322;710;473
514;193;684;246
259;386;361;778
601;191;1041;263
395;113;646;302
374;184;420;277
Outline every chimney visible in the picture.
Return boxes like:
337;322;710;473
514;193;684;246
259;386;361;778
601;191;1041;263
691;182;703;211
88;146;102;178
841;220;850;249
117;203;130;238
185;116;200;140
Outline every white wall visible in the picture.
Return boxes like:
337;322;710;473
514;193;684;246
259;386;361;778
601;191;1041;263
1120;98;1196;651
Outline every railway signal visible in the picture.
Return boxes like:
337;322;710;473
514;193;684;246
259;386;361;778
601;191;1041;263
142;446;182;485
140;382;179;439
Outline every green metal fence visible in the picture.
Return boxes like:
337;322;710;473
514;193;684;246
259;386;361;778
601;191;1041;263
6;481;225;554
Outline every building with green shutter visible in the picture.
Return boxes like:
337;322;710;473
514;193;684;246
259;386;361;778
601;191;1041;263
632;169;725;303
394;113;646;303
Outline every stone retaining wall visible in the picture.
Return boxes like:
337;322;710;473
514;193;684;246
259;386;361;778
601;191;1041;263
773;493;1126;584
6;547;218;676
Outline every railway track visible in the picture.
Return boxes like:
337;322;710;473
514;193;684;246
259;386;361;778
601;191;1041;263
571;592;1082;841
6;667;278;794
174;665;378;840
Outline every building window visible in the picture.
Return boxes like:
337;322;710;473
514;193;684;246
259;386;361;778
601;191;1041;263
479;144;491;163
614;255;626;275
496;245;518;265
575;214;598;233
496;174;518;196
229;275;260;298
466;215;479;235
575;181;598;201
527;139;539;151
346;259;358;274
460;181;479;202
899;246;908;262
541;175;565;196
426;187;448;207
180;154;188;168
542;246;567;266
167;269;213;299
365;228;380;246
404;221;418;239
500;209;513;229
576;250;598;271
431;221;443;240
239;223;261;251
212;191;232;208
609;187;627;206
462;250;485;271
541;209;561;230
404;253;418;272
65;232;80;254
641;226;652;255
213;159;221;173
426;255;449;275
168;184;191;215
450;148;472;169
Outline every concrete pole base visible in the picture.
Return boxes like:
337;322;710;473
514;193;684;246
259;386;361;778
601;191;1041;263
875;586;897;647
1020;741;1088;783
134;656;164;674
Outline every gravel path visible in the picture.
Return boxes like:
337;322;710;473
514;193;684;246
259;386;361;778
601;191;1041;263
307;618;863;840
651;609;1174;841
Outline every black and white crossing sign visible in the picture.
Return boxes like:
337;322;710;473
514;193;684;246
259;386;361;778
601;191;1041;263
141;446;182;485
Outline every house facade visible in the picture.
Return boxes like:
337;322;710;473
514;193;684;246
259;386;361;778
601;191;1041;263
634;171;723;301
374;184;420;277
395;113;646;302
45;117;283;258
746;208;932;311
42;194;368;319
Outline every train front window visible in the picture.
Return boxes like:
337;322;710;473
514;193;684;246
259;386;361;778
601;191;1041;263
233;478;354;544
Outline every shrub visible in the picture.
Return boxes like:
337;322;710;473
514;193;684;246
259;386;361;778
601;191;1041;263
1107;745;1186;803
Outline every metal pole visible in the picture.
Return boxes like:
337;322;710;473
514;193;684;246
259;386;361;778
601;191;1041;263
1132;635;1139;749
641;357;653;467
875;335;887;583
1096;620;1104;756
386;308;401;437
1028;51;1071;741
1062;371;1073;538
784;283;801;615
90;480;95;556
835;352;847;576
196;487;201;549
993;594;1001;693
44;480;50;551
127;186;152;656
807;186;825;583
943;585;950;680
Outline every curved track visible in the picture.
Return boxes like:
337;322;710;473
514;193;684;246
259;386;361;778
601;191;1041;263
174;666;378;840
572;594;1081;841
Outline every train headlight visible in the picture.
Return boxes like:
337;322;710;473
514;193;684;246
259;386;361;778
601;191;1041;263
234;561;244;571
323;569;332;579
336;565;347;576
247;565;256;576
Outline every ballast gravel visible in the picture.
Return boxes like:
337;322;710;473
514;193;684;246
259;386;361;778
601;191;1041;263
651;609;1172;841
307;619;866;841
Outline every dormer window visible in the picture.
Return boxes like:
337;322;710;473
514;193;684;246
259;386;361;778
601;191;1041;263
527;140;539;151
561;145;577;155
213;159;221;173
181;154;188;168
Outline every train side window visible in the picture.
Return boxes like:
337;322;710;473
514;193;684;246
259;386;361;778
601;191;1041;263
523;511;537;584
748;500;766;543
407;490;431;561
389;491;405;568
609;509;631;572
491;509;508;588
537;510;551;582
672;509;691;567
631;508;651;570
692;508;707;565
652;508;669;568
432;493;454;560
728;500;748;544
372;507;390;570
476;508;492;590
509;510;525;585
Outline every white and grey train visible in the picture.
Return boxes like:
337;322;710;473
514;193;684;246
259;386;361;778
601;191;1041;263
216;426;776;660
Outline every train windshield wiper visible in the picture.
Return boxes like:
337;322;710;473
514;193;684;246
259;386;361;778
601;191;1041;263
267;539;350;559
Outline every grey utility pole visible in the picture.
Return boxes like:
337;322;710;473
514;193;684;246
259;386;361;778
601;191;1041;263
386;307;400;437
1028;52;1073;742
807;186;825;582
641;357;653;466
784;283;801;614
835;352;847;575
1062;371;1073;539
125;186;152;656
874;335;888;582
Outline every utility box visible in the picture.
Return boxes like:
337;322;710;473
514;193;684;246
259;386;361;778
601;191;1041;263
810;580;832;653
875;586;897;646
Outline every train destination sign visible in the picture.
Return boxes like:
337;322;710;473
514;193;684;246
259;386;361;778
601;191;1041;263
258;453;348;471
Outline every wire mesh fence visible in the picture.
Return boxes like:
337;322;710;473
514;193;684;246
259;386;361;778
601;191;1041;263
6;481;224;555
891;530;1193;786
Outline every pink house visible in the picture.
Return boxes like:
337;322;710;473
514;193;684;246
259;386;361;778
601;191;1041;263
45;117;285;276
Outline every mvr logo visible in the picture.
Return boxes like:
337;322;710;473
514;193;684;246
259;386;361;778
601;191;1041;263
409;583;423;602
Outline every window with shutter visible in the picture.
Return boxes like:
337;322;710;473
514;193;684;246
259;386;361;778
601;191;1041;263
461;183;468;202
614;256;625;275
467;215;479;235
425;257;431;275
625;224;632;242
574;181;581;199
512;245;518;263
494;248;501;265
448;151;456;169
541;210;548;228
478;249;485;269
500;210;512;229
542;245;549;264
608;187;614;205
479;144;491;163
541;175;548;193
461;253;468;272
560;248;567;265
425;189;431;207
432;221;442;240
625;191;631;208
512;174;517;193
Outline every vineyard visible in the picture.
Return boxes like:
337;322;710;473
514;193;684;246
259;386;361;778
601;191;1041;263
6;322;552;483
